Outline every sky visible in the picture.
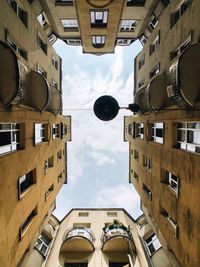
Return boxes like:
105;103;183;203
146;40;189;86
53;40;143;220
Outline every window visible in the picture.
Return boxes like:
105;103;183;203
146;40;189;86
52;56;58;69
18;169;36;197
107;212;117;217
37;33;47;54
36;63;47;78
78;212;89;217
145;233;161;255
139;34;148;46
176;122;200;154
52;79;58;89
19;207;37;239
35;232;52;257
127;0;146;6
57;149;62;161
161;208;178;237
6;34;27;60
57;172;62;183
162;170;179;195
170;34;191;60
148;15;158;30
138;54;145;70
128;122;135;138
55;0;73;5
90;10;108;27
120;20;138;32
61;19;78;31
61;123;68;137
171;0;192;28
8;0;28;27
135;123;144;139
149;63;160;79
52;124;60;139
65;39;82;46
138;79;145;89
92;35;106;48
44;156;54;174
149;122;164;144
37;11;48;28
143;156;152;171
45;184;54;201
134;172;139;182
134;149;139;160
150;32;160;55
0;123;21;155
143;184;152;199
116;39;134;46
34;123;48;144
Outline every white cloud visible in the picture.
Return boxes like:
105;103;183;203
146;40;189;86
93;184;142;219
89;150;116;166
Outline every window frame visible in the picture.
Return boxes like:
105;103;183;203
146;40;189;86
0;123;21;156
92;35;106;48
34;123;48;145
19;207;37;240
34;231;52;257
149;32;160;55
120;19;138;32
90;10;108;28
149;122;164;144
145;233;162;256
37;32;47;55
8;0;28;27
149;63;160;79
18;169;36;198
61;19;79;31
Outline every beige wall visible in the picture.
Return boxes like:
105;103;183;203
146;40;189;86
134;0;200;94
44;209;150;267
124;110;200;267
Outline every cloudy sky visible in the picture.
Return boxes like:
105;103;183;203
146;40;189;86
53;40;143;220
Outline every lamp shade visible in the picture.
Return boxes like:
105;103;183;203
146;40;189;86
93;95;120;121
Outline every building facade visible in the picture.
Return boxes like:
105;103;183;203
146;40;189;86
20;208;171;267
0;1;71;266
29;0;162;55
124;1;200;266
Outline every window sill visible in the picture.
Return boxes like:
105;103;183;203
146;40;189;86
19;184;36;200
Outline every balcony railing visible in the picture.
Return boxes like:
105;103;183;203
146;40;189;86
63;228;95;243
102;225;132;243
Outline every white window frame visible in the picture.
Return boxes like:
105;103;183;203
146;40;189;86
143;184;152;199
143;156;152;172
52;123;60;139
150;122;164;144
171;33;191;60
44;157;53;174
177;122;200;154
34;123;47;144
0;123;20;155
120;19;138;31
35;232;51;257
138;79;145;89
18;169;35;197
90;10;108;26
162;209;178;238
61;19;78;30
65;39;82;46
36;63;47;78
149;63;160;79
92;35;106;47
145;233;161;256
165;171;179;196
135;123;144;139
45;184;54;201
140;34;148;46
150;32;160;55
116;39;133;46
149;15;158;30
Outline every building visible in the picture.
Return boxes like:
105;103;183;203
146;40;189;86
124;0;200;266
19;208;171;267
29;0;162;55
0;1;71;266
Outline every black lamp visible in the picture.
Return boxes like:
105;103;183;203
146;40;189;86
93;95;140;121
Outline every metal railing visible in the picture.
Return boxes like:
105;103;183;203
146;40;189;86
63;227;95;243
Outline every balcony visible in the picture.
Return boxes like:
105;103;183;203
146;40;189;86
168;43;200;108
102;222;136;252
46;86;62;115
24;71;50;112
0;41;28;107
60;228;95;253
